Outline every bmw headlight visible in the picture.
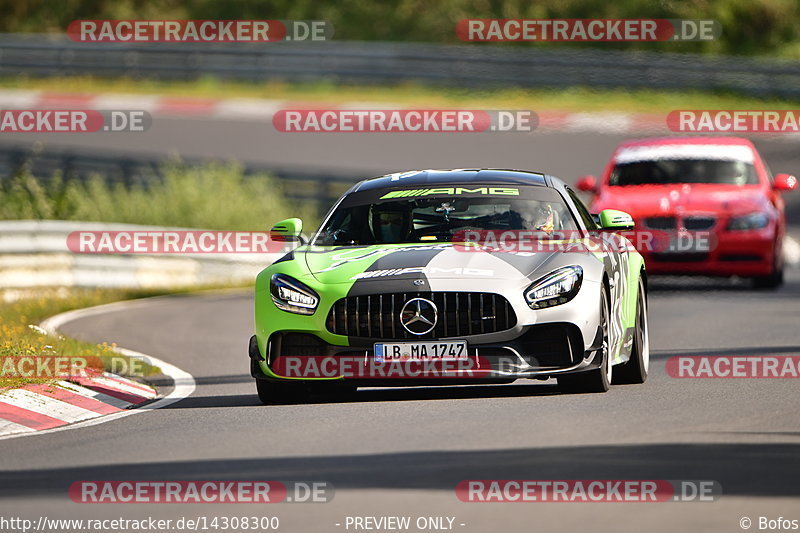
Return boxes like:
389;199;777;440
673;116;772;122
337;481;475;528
525;266;583;309
270;274;319;315
727;212;770;231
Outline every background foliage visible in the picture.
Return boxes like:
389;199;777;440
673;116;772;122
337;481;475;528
1;0;799;57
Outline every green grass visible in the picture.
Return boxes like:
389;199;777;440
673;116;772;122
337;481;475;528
0;158;307;392
0;160;319;230
4;76;800;114
0;288;172;390
0;285;254;391
0;160;312;392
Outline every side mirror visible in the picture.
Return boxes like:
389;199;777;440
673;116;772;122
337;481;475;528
773;173;798;192
598;209;634;230
576;175;598;192
270;218;303;242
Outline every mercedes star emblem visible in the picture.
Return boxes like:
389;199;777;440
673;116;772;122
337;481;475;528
400;298;438;335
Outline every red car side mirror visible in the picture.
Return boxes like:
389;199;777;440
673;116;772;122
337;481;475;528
773;173;798;191
576;175;598;192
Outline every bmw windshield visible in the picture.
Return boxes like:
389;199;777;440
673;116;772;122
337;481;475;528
313;184;579;246
610;158;758;186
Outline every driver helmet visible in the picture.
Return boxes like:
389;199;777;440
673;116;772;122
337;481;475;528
532;203;556;232
370;202;411;243
514;201;556;232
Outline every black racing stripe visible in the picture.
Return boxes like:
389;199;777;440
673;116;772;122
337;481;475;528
346;247;446;296
486;250;556;279
273;250;295;264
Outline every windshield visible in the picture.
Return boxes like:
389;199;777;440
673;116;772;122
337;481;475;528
314;185;578;246
610;159;758;186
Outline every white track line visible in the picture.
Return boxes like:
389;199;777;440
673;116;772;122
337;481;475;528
0;418;38;436
87;373;157;399
55;380;132;409
0;389;99;422
0;298;196;442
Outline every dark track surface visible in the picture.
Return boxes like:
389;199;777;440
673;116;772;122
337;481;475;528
1;119;798;532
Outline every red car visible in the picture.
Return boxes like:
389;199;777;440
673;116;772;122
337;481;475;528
577;136;797;288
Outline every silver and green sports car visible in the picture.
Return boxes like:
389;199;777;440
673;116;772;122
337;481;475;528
250;169;649;404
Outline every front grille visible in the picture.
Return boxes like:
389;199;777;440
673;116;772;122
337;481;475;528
644;216;677;230
684;216;716;230
720;254;762;262
326;292;517;340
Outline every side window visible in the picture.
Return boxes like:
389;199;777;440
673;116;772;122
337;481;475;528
566;188;597;230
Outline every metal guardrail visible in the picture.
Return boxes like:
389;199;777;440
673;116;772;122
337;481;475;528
1;34;800;98
0;220;282;290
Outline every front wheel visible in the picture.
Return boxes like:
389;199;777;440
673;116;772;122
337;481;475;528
256;379;310;405
558;287;611;393
310;382;359;402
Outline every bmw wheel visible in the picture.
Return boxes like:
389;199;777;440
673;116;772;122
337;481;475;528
752;246;784;289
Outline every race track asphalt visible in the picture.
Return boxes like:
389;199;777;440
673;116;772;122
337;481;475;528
1;117;799;533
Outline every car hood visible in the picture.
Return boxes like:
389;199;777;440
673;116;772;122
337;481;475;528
300;243;564;285
595;184;768;216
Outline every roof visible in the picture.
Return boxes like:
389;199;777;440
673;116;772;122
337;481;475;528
616;136;754;149
353;169;548;192
615;144;755;164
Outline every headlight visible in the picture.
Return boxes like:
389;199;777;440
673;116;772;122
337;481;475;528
525;266;583;309
727;212;770;231
270;274;319;315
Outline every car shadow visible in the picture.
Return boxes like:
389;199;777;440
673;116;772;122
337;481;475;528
2;442;799;499
160;381;565;410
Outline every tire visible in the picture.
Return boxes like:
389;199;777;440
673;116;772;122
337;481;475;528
751;256;784;289
310;382;358;402
558;287;611;393
255;379;310;405
612;276;649;385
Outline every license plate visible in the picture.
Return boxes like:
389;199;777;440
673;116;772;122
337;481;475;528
374;341;468;363
667;233;712;253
